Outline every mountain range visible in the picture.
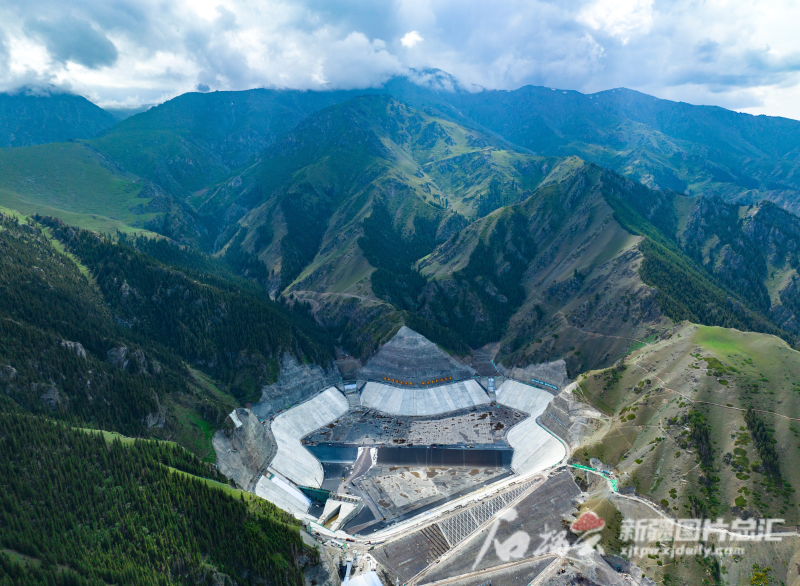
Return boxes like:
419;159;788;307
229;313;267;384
3;75;800;366
3;70;800;586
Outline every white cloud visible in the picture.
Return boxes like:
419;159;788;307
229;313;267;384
400;30;423;48
316;32;405;88
0;0;799;120
579;0;653;44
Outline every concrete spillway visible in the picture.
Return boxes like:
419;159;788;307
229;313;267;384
269;387;350;488
319;493;363;531
360;379;489;416
496;380;566;474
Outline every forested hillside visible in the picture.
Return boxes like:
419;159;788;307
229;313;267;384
212;95;559;299
5;74;800;247
5;84;800;373
3;69;800;586
0;413;314;585
397;77;800;216
0;211;334;585
0;212;334;450
43;217;334;390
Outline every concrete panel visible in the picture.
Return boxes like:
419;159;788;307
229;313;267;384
228;410;243;428
255;475;310;516
331;502;361;531
346;570;383;586
270;387;350;488
361;380;489;416
496;380;566;474
271;474;312;506
505;418;565;474
306;404;521;446
496;379;553;416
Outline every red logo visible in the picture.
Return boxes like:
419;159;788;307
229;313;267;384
571;511;605;532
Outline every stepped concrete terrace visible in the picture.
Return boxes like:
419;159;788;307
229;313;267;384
357;326;475;385
304;403;523;447
248;323;569;535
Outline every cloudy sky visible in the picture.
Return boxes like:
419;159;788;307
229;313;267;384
2;0;800;119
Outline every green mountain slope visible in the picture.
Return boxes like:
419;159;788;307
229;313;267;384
414;162;799;373
573;323;800;584
41;217;335;398
88;88;379;198
0;211;333;454
4;81;800;369
5;75;800;249
418;162;669;368
411;80;800;215
0;141;212;246
213;95;559;295
0;142;161;234
0;90;117;147
0;413;316;585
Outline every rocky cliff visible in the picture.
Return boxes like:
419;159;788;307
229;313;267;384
212;408;274;491
251;353;339;419
540;382;603;448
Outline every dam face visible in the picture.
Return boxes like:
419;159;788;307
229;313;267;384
248;326;565;534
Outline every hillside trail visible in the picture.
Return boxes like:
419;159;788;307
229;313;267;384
533;299;800;423
627;355;800;423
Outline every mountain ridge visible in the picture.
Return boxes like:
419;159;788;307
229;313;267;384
5;73;800;246
0;90;117;147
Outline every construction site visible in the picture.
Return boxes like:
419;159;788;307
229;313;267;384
216;326;576;585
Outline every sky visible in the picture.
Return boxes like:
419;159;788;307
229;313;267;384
1;0;800;119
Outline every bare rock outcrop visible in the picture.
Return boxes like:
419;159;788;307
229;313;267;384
107;346;162;376
300;532;341;586
251;353;338;419
58;339;86;359
34;382;67;410
0;365;17;383
144;392;166;429
213;408;274;491
540;381;603;448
